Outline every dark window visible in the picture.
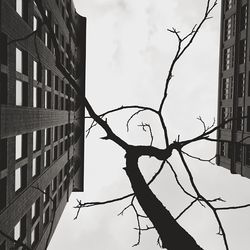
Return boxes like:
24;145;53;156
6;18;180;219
236;143;242;162
228;142;233;159
31;198;40;222
245;146;250;165
44;150;50;167
55;75;59;90
54;145;58;161
237;107;243;131
238;73;245;97
247;106;250;132
55;95;58;110
45;128;51;146
0;178;7;211
0;139;7;171
58;186;62;201
43;207;50;226
52;176;57;193
59;170;63;183
239;40;246;65
0;33;7;65
31;223;39;246
54;127;58;142
240;5;248;31
60;125;64;138
61;80;64;93
0;73;7;104
61;97;64;110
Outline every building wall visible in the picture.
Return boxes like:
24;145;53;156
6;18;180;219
0;0;85;249
217;0;250;178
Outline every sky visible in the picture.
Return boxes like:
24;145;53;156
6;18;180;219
48;0;250;249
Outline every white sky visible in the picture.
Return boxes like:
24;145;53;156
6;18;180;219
49;1;250;249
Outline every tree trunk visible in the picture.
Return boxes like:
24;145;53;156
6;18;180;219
124;151;203;250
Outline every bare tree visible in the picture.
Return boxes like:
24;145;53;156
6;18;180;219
20;0;250;249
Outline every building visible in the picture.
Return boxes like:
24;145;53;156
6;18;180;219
216;0;250;177
0;0;86;249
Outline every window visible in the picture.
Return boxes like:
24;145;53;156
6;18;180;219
14;216;26;241
225;0;235;11
60;125;64;139
55;94;59;109
236;143;242;162
239;40;246;64
59;170;63;183
0;178;7;211
222;77;233;99
240;5;248;31
16;80;23;106
15;165;27;192
53;24;59;39
222;107;232;129
33;61;37;81
16;80;28;106
54;145;58;161
16;48;22;73
0;139;7;171
245;146;250;165
44;151;50;167
16;48;28;74
1;33;7;65
43;207;49;226
238;73;245;98
237;107;243;131
247;106;250;132
225;15;235;41
33;87;41;108
45;128;51;146
15;135;21;159
45;91;51;109
0;73;7;105
224;46;234;70
43;186;50;204
31;224;39;246
14;221;21;240
45;32;48;47
53;127;58;142
220;142;226;156
33;16;37;31
52;176;57;193
58;186;62;201
55;75;59;90
15;134;27;160
31;198;40;220
44;69;51;86
33;131;41;151
15;0;22;17
32;157;40;177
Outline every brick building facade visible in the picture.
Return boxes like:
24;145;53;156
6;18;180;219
0;0;85;249
216;0;250;177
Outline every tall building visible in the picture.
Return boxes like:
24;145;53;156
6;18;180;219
216;0;250;177
0;0;86;249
